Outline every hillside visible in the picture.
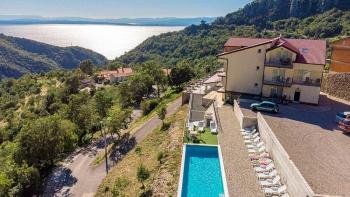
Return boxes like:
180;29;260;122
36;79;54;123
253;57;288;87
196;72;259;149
0;34;108;79
116;0;350;67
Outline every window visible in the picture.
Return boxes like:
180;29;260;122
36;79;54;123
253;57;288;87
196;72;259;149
254;83;258;87
257;66;260;70
258;49;262;53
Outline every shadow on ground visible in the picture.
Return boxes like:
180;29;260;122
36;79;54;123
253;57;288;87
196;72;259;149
43;167;77;197
108;133;137;167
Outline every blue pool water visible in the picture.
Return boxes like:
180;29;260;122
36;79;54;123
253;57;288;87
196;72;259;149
181;145;225;197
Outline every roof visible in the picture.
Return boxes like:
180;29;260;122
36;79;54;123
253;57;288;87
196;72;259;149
98;68;133;78
220;37;326;65
203;73;221;84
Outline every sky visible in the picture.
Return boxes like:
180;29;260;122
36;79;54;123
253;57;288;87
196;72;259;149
0;0;252;19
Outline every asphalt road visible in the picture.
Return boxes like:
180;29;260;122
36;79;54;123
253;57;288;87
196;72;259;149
43;97;182;197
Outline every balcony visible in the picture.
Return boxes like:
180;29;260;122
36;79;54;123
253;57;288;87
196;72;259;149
293;78;321;87
264;77;293;87
265;58;293;68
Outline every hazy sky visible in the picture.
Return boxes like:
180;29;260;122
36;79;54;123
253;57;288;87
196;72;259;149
0;0;252;18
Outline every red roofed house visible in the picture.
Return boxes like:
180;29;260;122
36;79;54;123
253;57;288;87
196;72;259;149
217;36;326;104
98;68;133;83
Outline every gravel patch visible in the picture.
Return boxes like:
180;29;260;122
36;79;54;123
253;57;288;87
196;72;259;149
218;105;264;197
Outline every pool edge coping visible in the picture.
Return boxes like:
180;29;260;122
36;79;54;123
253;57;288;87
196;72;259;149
177;143;229;197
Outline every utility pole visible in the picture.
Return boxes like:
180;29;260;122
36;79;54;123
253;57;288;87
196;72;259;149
101;121;109;174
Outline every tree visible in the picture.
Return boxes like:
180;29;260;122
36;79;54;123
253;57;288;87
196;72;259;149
16;115;78;169
95;89;114;118
170;61;195;88
119;73;153;104
137;163;150;189
157;105;167;125
64;73;82;95
79;60;94;75
68;92;98;144
106;104;132;142
140;62;166;97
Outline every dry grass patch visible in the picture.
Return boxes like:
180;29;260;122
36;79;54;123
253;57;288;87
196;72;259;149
95;105;187;197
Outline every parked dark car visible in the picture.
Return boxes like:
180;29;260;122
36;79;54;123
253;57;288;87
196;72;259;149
250;101;279;113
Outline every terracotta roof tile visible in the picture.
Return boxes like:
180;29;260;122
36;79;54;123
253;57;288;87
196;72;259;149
223;37;326;65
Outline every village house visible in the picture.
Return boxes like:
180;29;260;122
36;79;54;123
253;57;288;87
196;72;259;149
330;37;350;73
97;68;133;84
217;36;326;105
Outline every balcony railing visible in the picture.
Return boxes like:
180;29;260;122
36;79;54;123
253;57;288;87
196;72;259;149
263;77;293;87
265;58;293;68
293;78;321;87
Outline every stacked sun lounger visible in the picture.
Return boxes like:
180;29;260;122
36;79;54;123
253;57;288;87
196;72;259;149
240;127;289;197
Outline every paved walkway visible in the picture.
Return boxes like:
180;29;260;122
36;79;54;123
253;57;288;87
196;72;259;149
43;97;182;197
217;105;264;197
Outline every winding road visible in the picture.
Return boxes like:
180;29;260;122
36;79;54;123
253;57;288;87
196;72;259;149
43;97;182;197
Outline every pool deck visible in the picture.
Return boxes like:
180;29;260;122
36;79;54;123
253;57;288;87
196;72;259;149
217;105;264;197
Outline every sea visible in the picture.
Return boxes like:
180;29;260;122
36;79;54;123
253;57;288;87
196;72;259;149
0;24;184;60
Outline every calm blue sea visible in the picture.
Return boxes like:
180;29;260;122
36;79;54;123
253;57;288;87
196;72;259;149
0;24;184;59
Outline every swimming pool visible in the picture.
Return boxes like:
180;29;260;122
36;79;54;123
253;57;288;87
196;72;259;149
178;144;228;197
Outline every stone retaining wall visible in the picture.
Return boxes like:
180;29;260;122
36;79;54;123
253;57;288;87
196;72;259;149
322;73;350;102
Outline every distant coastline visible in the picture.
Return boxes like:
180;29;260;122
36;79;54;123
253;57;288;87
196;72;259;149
0;16;216;26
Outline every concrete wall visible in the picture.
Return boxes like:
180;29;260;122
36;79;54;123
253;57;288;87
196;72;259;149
257;113;315;197
220;43;271;95
233;100;244;127
182;92;190;105
233;100;257;128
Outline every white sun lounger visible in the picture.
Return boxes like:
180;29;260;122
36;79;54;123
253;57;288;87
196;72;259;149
252;158;273;167
257;170;278;180
248;146;266;153
244;136;260;144
241;129;257;136
263;185;287;196
254;163;274;173
243;132;259;139
246;141;264;149
259;175;281;187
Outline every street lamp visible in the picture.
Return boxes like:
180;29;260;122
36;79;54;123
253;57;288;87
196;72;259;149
100;121;109;174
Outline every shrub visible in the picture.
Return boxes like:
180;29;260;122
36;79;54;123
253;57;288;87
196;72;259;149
111;177;129;196
137;164;150;188
157;151;164;164
135;146;142;156
140;99;158;116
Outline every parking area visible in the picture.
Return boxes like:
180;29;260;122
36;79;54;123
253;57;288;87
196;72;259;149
239;94;350;196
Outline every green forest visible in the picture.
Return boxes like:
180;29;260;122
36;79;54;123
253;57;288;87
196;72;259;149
0;59;201;195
